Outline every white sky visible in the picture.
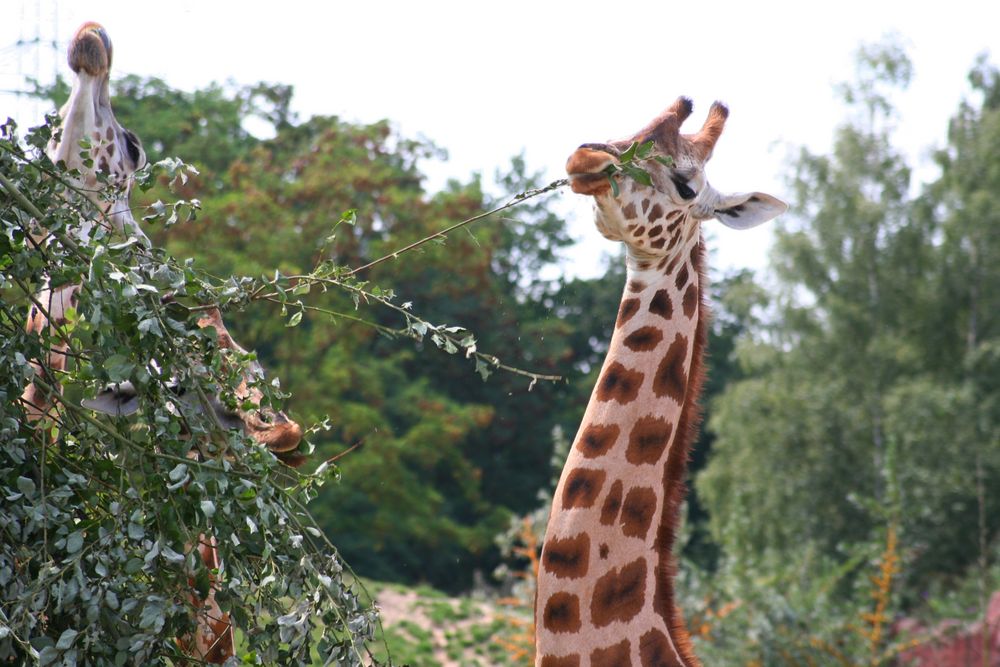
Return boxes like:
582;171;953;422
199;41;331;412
2;0;997;279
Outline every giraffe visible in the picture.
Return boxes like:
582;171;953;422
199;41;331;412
534;97;787;667
19;22;304;663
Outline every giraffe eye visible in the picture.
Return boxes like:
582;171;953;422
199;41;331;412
122;129;145;168
671;177;697;200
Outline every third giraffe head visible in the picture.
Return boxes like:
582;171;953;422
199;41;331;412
566;97;787;266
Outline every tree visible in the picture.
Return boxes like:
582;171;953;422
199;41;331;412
699;39;920;565
690;42;1000;663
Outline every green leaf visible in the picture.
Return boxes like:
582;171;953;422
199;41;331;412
137;318;162;336
619;141;639;163
161;545;185;564
200;500;216;518
339;208;357;225
127;520;144;541
66;531;84;554
286;310;302;327
623;165;653;187
16;476;35;497
104;354;134;382
138;599;165;632
55;629;78;650
194;567;211;600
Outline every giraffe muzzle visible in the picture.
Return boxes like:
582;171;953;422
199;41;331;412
68;22;113;76
566;145;621;195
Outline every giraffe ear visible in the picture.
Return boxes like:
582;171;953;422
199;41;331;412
712;192;787;230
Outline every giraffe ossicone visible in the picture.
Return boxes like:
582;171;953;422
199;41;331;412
536;97;786;667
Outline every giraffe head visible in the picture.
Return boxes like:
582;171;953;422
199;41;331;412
193;308;305;466
82;307;305;466
566;97;786;264
49;22;147;242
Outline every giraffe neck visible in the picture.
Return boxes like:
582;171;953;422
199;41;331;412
536;234;707;667
50;69;148;244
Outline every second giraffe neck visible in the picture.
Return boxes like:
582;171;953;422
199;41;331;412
536;235;707;667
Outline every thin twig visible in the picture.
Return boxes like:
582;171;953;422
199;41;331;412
346;178;568;277
324;440;365;465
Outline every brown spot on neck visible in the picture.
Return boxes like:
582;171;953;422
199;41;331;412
621;486;657;540
682;283;698;318
617;298;641;328
576;423;621;459
561;468;607;510
674;264;690;291
652;334;688;403
540;654;581;667
596;362;644;404
543;592;582;633
623;326;664;352
626;416;674;465
542;533;591;580
600;479;624;526
590;558;647;628
592;640;632;667
639;628;684;667
649;289;673;320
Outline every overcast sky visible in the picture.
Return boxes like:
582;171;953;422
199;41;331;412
2;0;997;278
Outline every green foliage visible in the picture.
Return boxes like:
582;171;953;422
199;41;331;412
0;118;380;665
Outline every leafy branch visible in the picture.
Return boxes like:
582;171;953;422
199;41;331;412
255;270;563;385
1;117;382;665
